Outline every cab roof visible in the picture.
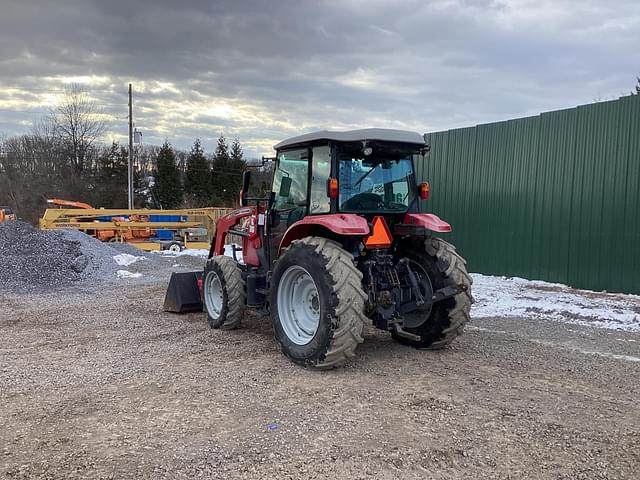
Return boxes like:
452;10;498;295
274;128;426;150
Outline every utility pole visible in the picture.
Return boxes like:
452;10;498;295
128;83;134;209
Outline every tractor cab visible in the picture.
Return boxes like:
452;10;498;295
268;128;429;219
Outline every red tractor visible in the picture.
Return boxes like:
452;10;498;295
169;129;472;369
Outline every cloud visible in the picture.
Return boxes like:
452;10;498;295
0;0;638;157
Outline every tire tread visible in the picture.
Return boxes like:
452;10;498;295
204;255;245;330
280;237;367;369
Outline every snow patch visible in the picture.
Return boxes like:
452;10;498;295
113;253;145;267
222;244;243;262
179;249;210;258
154;244;243;262
116;270;142;279
154;248;208;258
471;273;640;332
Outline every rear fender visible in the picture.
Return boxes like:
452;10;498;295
279;214;370;254
403;213;452;233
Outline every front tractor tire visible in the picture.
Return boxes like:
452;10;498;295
203;255;245;330
270;237;367;369
393;237;473;349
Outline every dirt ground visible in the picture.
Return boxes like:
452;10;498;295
1;277;639;479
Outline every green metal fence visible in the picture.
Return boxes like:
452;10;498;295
417;95;640;294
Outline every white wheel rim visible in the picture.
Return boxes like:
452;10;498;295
204;270;224;319
169;244;181;252
277;265;320;345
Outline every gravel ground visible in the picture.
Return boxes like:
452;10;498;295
1;266;639;479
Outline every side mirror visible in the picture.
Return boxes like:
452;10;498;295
240;170;251;206
279;176;292;198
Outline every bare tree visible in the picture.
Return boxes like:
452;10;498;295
30;117;65;174
48;84;106;174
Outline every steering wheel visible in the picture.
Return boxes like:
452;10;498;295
385;201;407;210
342;192;385;210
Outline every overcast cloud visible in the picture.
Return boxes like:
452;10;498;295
0;0;638;157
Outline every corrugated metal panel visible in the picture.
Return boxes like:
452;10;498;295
418;95;640;294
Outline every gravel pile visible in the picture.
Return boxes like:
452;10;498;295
110;241;153;257
0;221;131;292
0;221;207;292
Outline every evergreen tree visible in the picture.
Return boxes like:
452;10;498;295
213;134;230;164
228;137;247;206
230;137;243;164
153;141;182;209
211;134;231;205
184;138;212;207
94;142;128;208
633;76;640;95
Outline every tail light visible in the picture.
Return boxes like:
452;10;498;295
327;178;339;199
419;182;430;200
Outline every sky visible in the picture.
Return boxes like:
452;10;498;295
0;0;638;158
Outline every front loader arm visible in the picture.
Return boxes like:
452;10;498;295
209;207;255;258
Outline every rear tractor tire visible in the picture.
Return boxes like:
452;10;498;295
270;236;367;369
392;236;473;349
203;255;245;330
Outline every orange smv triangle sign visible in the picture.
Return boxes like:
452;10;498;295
364;216;393;249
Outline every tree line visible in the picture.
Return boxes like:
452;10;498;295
153;135;246;209
0;85;247;224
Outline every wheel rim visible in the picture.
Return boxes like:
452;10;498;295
204;270;224;319
277;265;321;345
169;244;181;253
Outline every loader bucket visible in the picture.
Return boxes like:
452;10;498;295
163;271;204;313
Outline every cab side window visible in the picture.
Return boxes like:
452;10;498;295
272;149;309;212
310;146;331;214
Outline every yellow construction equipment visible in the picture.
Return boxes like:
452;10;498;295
0;206;17;224
40;205;232;251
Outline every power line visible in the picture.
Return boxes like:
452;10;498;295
0;86;180;101
0;102;129;112
0;85;126;94
0;108;48;114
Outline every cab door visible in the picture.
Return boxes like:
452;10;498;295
267;148;310;262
